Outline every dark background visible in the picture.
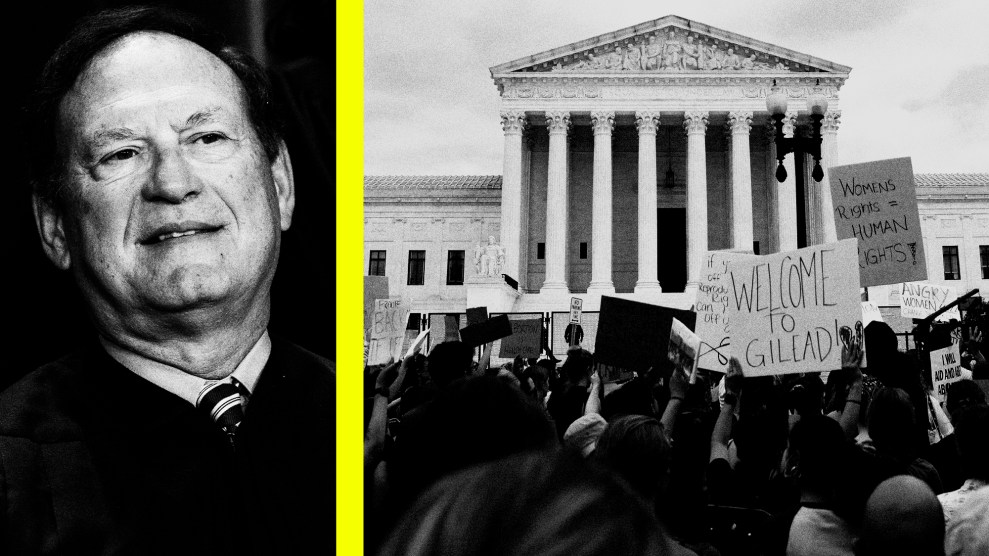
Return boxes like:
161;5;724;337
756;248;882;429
2;0;335;391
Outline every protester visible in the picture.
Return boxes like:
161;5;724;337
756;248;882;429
366;300;989;555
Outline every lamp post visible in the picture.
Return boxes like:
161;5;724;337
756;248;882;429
767;79;828;182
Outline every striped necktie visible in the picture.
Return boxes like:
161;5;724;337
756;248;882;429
196;380;245;447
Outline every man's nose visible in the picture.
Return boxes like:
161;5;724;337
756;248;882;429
144;146;203;202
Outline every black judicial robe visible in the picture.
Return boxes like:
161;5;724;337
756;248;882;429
0;338;336;555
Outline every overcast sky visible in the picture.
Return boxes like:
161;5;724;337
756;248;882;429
365;0;989;176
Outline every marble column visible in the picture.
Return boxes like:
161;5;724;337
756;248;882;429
728;111;753;251
499;110;527;282
765;123;779;253
776;111;798;252
588;111;616;294
684;111;708;289
635;111;662;292
820;111;841;243
541;111;571;294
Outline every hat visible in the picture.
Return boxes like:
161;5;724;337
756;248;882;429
563;414;608;458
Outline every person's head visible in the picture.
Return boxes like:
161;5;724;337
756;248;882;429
30;6;292;348
858;475;944;556
785;414;845;492
594;415;671;503
487;235;495;245
946;379;987;421
563;413;608;458
561;348;594;384
425;341;474;388
952;403;989;482
867;386;918;460
378;450;670;556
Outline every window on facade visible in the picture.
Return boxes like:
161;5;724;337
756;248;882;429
579;242;588;259
368;250;386;276
446;250;465;285
981;246;989;279
407;250;426;285
537;243;545;259
942;246;960;280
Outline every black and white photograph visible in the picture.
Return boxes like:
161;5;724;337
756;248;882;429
364;1;989;554
2;1;335;554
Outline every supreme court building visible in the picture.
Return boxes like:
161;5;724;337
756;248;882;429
365;16;989;317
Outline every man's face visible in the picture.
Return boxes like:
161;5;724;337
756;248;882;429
40;32;293;331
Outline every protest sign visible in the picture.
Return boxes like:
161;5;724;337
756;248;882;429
695;250;757;372
900;282;961;321
930;344;962;402
594;296;696;375
669;318;701;383
726;239;863;376
459;314;513;347
861;302;884;326
829;157;927;287
466;306;488;326
367;298;410;365
428;314;461;346
570;297;583;324
498;318;542;358
364;275;389;339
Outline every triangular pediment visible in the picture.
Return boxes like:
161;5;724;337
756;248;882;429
490;15;850;76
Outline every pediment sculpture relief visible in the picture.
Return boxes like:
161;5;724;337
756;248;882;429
555;29;788;73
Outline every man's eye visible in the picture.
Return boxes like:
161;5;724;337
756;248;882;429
197;133;226;145
101;149;138;164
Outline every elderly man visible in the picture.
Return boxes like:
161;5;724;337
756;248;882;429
0;7;334;556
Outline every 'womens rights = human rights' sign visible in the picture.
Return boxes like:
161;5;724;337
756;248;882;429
726;239;863;376
829;157;927;287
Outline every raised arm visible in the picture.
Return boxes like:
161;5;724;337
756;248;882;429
833;325;864;440
584;369;602;416
661;366;689;440
365;359;400;470
711;357;743;463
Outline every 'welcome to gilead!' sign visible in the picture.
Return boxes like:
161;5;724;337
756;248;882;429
726;239;863;376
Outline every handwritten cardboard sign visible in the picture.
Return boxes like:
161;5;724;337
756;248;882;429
367;298;410;365
594;296;696;374
498;318;542;358
829;157;927;287
669;318;701;383
930;344;962;402
570;297;583;324
900;282;961;321
364;275;389;340
861;302;884;326
695;250;758;372
726;239;863;376
459;314;513;347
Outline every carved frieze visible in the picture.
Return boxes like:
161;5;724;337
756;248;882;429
499;82;839;100
547;28;793;74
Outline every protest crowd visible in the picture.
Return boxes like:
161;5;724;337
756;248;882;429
364;295;989;555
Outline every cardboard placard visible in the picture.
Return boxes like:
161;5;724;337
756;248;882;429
861;302;884;326
364;275;390;339
594;296;696;374
726;239;863;376
669;318;701;383
428;314;462;347
695;250;758;372
930;344;962;402
459;314;513;347
498;318;542;358
466;306;488;326
900;282;961;321
569;297;583;324
367;298;410;365
829;157;927;287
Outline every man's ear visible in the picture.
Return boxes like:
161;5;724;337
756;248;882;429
32;194;72;270
271;140;295;231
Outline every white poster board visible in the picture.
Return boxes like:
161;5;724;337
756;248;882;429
900;282;961;321
930;344;962;402
861;301;884;326
726;239;864;376
829;157;927;287
695;250;757;372
367;298;411;365
669;318;701;383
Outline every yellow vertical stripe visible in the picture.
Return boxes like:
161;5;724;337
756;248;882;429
336;1;363;555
